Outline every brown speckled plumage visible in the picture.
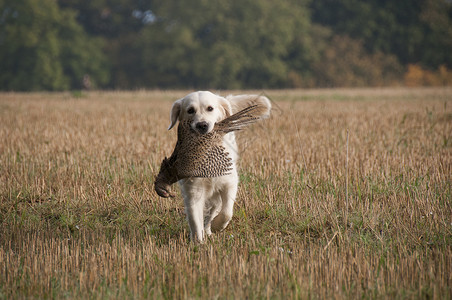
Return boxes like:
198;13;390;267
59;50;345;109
154;105;259;198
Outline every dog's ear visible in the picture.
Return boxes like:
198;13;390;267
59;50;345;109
218;98;232;118
168;99;182;130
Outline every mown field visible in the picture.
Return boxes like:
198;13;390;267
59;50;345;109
0;88;451;299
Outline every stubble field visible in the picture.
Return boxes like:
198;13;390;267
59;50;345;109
0;88;451;299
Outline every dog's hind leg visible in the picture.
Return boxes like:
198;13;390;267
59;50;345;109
211;179;238;232
204;192;222;236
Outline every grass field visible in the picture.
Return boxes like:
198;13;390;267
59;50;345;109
0;88;451;299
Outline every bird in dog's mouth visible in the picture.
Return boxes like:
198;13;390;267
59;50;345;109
154;105;260;198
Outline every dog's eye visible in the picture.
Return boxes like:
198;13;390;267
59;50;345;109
187;107;195;114
207;106;214;112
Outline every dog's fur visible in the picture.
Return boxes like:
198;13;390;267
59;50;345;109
168;91;271;242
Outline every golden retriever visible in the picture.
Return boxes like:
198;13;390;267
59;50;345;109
168;91;271;242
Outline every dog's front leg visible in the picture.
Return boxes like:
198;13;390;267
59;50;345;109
184;194;205;242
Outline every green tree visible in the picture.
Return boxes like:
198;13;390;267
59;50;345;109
137;0;312;89
0;0;109;91
286;24;403;88
310;0;452;69
419;0;452;68
58;0;151;37
58;0;155;89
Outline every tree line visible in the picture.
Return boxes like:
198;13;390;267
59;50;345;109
1;0;451;91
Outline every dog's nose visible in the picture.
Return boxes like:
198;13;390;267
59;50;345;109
195;121;209;134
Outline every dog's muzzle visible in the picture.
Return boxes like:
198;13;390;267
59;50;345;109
195;121;209;134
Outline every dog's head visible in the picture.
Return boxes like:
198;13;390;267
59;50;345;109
168;91;232;134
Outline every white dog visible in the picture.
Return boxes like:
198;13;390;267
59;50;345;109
168;91;271;242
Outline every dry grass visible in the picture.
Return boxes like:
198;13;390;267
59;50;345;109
0;88;451;299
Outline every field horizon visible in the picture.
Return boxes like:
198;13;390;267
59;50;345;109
1;87;451;299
